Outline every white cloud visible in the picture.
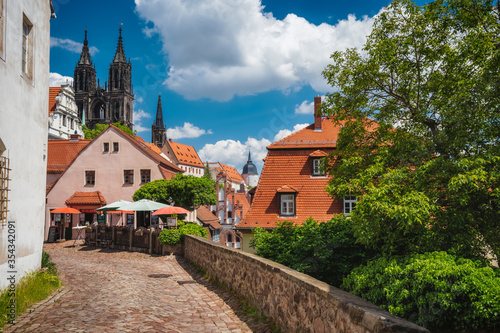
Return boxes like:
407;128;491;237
273;123;309;142
294;95;327;114
198;137;271;172
49;73;74;87
134;0;377;101
50;37;99;55
167;122;213;140
133;109;151;133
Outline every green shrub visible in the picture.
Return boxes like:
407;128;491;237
158;222;208;245
342;251;500;332
41;251;56;274
250;216;377;287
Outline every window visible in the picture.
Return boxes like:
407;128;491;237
0;155;10;225
62;115;67;127
22;15;33;79
103;142;109;153
71;119;74;130
113;142;119;153
85;170;95;186
140;169;151;184
124;170;134;184
344;196;357;216
312;159;325;176
280;194;295;216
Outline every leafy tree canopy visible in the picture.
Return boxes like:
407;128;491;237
250;216;378;286
82;122;136;139
133;174;216;209
322;0;500;260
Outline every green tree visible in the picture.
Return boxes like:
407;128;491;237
322;0;500;260
203;162;212;181
250;216;377;287
82;122;136;139
133;174;216;209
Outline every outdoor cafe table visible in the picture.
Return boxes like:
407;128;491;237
72;226;87;247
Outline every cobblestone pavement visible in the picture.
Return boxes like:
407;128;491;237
4;242;274;333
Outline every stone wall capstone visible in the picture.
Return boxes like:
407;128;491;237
184;235;429;333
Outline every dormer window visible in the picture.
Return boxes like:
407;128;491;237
280;194;295;216
312;159;325;176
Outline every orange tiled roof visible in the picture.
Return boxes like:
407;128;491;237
237;148;343;229
197;206;222;229
166;140;203;168
65;191;106;206
47;139;92;172
228;192;251;217
219;163;245;184
48;87;61;116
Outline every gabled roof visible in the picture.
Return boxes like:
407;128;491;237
48;87;61;116
228;192;251;217
165;140;204;168
237;148;341;229
47;139;92;173
197;206;222;229
219;163;245;184
66;191;106;206
268;117;341;150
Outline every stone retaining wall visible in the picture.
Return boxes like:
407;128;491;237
184;235;429;333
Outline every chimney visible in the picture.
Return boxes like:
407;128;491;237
70;130;80;141
314;96;322;132
239;181;246;193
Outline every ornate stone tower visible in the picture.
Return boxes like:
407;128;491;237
242;150;259;187
107;26;133;129
152;94;166;147
73;29;96;124
73;27;134;130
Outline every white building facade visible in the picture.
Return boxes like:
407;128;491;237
48;84;84;140
0;0;55;289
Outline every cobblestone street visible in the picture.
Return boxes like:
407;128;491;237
3;242;273;333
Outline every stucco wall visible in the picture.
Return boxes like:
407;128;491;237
0;0;52;289
45;127;173;239
184;235;429;333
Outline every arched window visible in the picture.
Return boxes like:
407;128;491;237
126;103;131;122
113;102;120;122
93;101;105;119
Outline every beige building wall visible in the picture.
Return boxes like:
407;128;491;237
0;0;53;289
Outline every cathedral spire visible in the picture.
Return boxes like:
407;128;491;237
113;25;127;63
78;28;92;66
155;94;165;128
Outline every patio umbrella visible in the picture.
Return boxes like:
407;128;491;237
116;199;169;212
96;200;132;212
51;207;81;214
50;207;81;240
152;206;190;215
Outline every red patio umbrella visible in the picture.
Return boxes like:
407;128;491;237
152;206;190;215
51;207;81;214
50;207;81;241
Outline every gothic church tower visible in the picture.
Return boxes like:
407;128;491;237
152;94;166;147
73;27;134;130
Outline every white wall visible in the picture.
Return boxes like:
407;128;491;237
0;0;52;289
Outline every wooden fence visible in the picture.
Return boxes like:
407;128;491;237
84;225;182;255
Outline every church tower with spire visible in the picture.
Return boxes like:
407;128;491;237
152;94;166;147
73;27;134;130
242;150;259;187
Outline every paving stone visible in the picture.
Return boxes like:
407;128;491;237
3;241;272;333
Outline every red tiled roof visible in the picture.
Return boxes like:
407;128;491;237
228;192;251;217
166;140;204;168
276;185;299;193
47;139;92;172
48;87;61;116
65;191;106;206
237;148;343;229
219;163;245;184
309;150;328;157
197;206;221;229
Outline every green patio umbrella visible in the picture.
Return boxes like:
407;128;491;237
96;200;132;212
116;199;169;212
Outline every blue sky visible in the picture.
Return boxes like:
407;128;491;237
49;0;423;173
